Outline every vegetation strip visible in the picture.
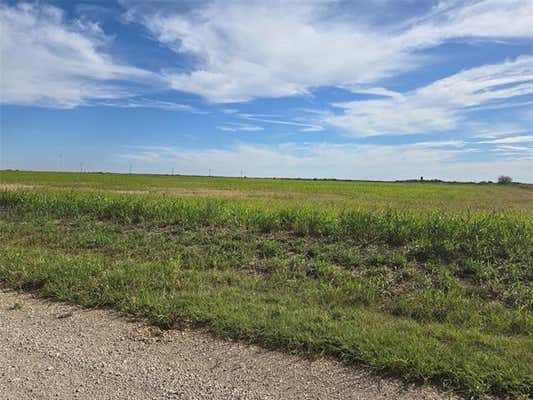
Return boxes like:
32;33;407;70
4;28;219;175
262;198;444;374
0;180;531;398
2;170;532;211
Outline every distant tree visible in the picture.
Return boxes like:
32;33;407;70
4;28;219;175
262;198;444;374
497;175;513;184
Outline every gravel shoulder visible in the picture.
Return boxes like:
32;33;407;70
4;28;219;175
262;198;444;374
0;289;458;400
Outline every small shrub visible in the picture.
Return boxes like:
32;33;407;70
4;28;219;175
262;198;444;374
498;175;512;184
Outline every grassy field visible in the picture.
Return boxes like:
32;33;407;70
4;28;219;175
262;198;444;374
2;170;532;211
1;171;532;398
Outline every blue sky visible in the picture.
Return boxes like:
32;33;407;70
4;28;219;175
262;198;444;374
1;0;532;182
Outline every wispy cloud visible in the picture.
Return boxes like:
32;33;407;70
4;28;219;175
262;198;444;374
222;110;324;132
240;115;324;132
116;141;531;182
492;145;532;152
218;123;264;132
397;0;533;47
472;127;527;139
132;0;411;103
490;145;533;161
480;135;533;144
124;0;533;103
411;140;466;148
326;56;533;136
119;151;162;163
0;2;158;108
94;98;197;112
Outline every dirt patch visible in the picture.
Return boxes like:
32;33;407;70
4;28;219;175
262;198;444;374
0;183;36;190
0;183;347;201
112;187;264;198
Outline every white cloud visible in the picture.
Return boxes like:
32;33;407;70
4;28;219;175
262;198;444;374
398;0;533;48
120;151;162;163
0;2;157;108
491;145;533;160
479;135;533;144
218;123;264;132
117;141;532;182
219;110;324;132
472;126;527;139
492;145;532;152
341;86;404;99
239;115;324;132
126;1;417;103
326;56;533;136
124;0;533;103
327;96;456;136
94;98;196;112
412;140;465;148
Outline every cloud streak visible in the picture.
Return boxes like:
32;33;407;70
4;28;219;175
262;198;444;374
326;56;533;136
479;135;533;144
94;98;197;112
218;123;264;132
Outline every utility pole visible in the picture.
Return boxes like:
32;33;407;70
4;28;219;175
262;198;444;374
59;153;63;171
129;162;132;175
208;168;212;177
80;162;83;173
171;168;174;176
240;169;243;178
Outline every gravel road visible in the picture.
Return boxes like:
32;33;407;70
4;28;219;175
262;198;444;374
0;289;458;400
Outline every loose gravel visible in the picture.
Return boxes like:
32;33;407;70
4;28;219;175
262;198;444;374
0;289;459;400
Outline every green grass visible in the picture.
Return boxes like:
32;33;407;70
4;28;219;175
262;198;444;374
0;171;532;398
2;170;532;211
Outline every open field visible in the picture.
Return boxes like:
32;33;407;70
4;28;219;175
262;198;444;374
0;171;532;398
2;170;532;211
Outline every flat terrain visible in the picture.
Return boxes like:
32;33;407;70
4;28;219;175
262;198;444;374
0;289;458;400
1;170;532;211
0;171;531;398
